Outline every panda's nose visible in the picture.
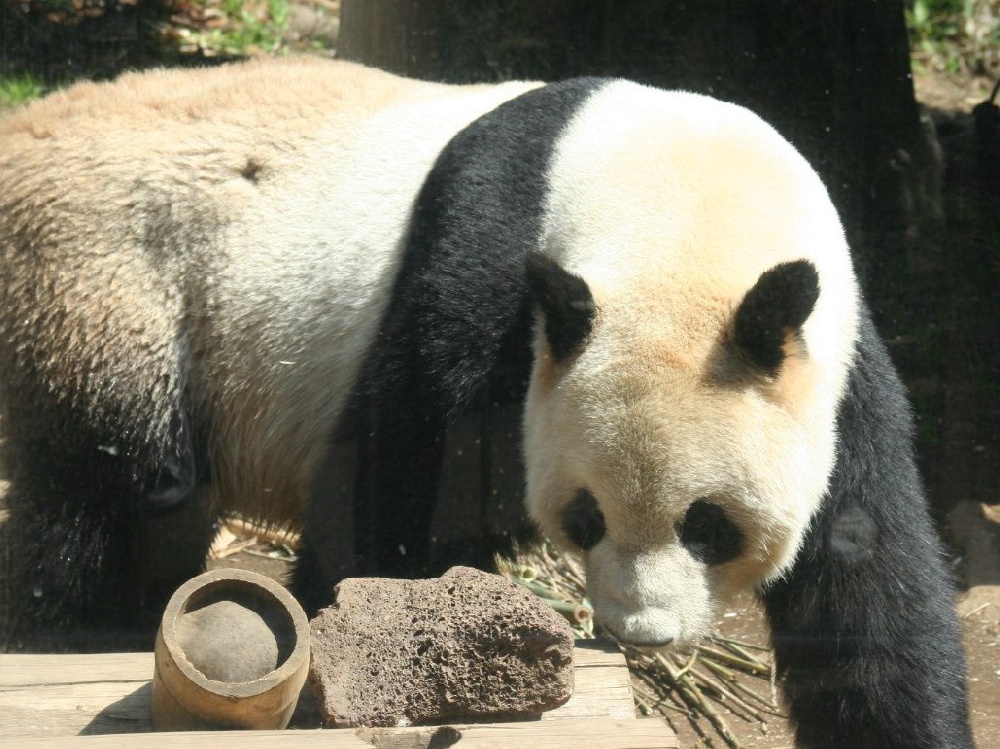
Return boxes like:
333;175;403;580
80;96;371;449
593;601;680;649
561;489;606;550
610;630;675;650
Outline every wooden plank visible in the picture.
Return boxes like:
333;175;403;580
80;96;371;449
13;717;679;748
0;653;154;738
546;640;637;720
0;641;639;739
0;652;155;687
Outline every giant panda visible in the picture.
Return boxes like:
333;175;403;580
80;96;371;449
0;57;972;747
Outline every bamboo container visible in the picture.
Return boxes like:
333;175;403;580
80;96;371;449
151;568;310;731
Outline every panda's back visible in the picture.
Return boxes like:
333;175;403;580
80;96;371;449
0;58;541;521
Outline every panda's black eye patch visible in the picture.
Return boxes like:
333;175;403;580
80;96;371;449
562;489;606;551
677;500;743;566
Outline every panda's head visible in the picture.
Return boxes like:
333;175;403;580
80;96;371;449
523;82;859;647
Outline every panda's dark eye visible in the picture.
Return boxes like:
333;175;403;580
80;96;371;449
677;500;743;565
562;489;606;551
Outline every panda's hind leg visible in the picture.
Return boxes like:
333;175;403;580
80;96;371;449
0;344;209;651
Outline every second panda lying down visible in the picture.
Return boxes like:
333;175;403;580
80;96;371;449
0;57;972;748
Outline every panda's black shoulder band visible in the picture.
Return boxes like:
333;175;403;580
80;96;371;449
526;253;595;361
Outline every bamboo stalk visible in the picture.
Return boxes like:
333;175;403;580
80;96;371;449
694;645;771;676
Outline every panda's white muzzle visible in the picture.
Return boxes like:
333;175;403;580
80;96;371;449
585;540;715;647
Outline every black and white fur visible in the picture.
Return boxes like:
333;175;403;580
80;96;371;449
0;58;972;747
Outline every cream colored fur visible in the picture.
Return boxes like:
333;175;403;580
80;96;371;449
525;81;860;646
0;57;539;526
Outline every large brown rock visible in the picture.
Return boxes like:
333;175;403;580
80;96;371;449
308;566;575;727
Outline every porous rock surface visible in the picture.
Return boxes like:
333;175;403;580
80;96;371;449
308;566;575;727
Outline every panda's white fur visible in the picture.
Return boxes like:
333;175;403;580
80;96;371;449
0;58;972;748
194;71;542;523
525;81;859;645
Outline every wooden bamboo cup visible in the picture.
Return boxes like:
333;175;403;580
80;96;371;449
151;568;310;731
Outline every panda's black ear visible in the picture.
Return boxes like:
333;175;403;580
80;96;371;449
525;253;596;361
733;260;819;377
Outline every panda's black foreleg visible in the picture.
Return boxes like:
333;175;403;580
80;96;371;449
760;312;974;749
360;401;448;579
293;384;450;613
292;343;455;611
